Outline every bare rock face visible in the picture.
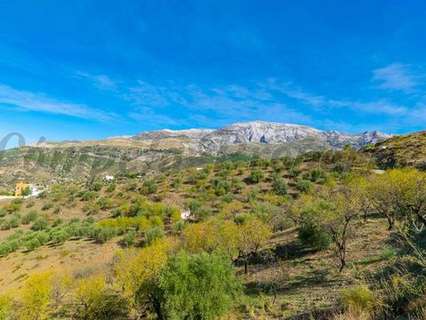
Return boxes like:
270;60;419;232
135;128;214;141
133;121;390;154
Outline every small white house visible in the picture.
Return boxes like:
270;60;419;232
104;175;115;182
23;184;45;199
181;210;191;220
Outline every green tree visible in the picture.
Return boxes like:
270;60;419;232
158;251;242;320
237;218;272;273
248;169;264;184
272;175;288;196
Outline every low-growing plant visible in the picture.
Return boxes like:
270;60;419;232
31;217;49;231
22;211;38;225
145;226;164;245
296;179;313;193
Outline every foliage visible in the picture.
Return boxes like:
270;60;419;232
299;219;331;250
158;251;242;320
296;179;313;193
145;226;165;246
272;175;288;196
341;286;376;314
113;238;175;308
18;272;53;320
238;218;272;273
183;219;241;258
0;294;12;320
22;211;39;225
73;276;129;320
31;217;49;231
248;169;264;184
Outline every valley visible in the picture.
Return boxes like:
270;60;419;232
0;125;423;319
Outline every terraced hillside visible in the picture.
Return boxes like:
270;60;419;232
0;148;423;319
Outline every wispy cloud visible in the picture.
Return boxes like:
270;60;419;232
124;81;311;126
372;63;418;92
0;84;115;121
264;79;407;116
75;71;117;91
70;70;426;132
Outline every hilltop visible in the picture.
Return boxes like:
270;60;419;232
366;130;426;169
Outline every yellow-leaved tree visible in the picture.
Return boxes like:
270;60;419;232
0;294;12;320
113;238;176;317
237;217;272;274
18;272;53;320
183;218;240;258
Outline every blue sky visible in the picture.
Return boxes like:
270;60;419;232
0;0;426;143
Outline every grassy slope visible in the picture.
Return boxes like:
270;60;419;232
0;151;397;319
366;131;426;169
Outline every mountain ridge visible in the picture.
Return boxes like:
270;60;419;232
0;121;392;188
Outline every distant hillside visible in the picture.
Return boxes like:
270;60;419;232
135;121;391;154
0;121;391;188
365;131;426;169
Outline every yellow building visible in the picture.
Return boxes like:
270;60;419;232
15;182;30;197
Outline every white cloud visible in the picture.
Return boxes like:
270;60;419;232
372;63;418;92
263;79;408;116
75;71;117;91
0;84;114;121
124;80;311;125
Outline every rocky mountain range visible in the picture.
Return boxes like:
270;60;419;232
134;121;391;154
0;121;391;189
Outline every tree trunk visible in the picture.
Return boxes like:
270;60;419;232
387;216;394;230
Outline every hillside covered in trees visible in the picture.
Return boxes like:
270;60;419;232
0;147;424;319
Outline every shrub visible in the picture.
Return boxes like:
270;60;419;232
172;220;185;234
158;252;242;320
31;217;49;231
1;215;21;230
83;202;101;216
49;229;70;245
298;220;331;250
24;238;42;251
18;272;52;320
211;178;231;196
309;169;326;183
272;176;288;195
0;294;12;319
41;202;54;211
73;276;129;320
145;226;164;246
296;179;313;193
22;211;38;225
288;167;301;178
80;191;97;202
106;183;116;193
4;201;21;214
248;169;264;184
96;197;114;210
92;227;117;244
52;218;63;227
141;180;158;195
26;201;35;208
120;230;137;247
341;286;376;314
